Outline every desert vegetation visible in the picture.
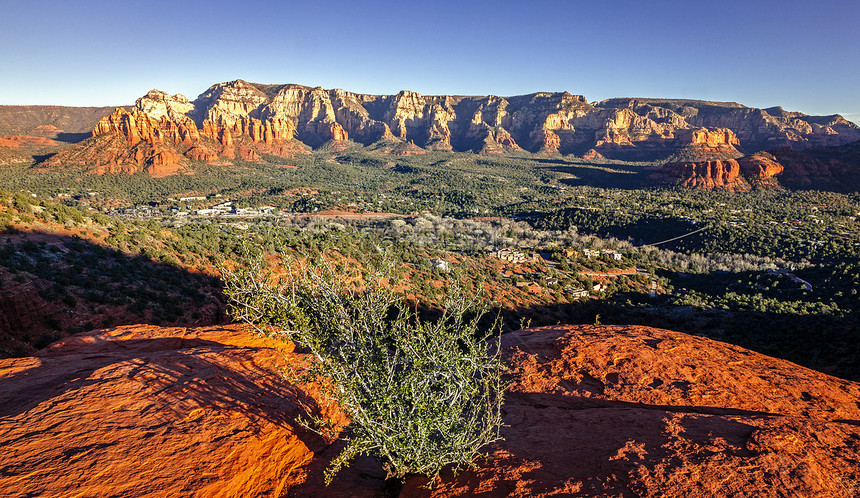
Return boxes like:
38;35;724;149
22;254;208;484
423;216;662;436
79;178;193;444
221;254;504;484
1;183;858;379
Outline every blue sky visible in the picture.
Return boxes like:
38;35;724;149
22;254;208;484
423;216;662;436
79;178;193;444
1;0;858;122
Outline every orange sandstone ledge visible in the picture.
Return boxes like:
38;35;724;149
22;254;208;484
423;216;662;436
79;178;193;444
1;324;858;497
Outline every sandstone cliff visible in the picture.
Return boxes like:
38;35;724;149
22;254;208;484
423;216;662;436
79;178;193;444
37;80;860;175
599;98;860;151
2;323;858;497
653;141;860;191
653;158;751;191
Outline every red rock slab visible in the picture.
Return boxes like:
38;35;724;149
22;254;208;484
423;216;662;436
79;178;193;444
402;325;860;497
0;324;385;497
4;323;859;497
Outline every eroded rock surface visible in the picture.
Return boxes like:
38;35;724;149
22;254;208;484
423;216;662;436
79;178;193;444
403;325;860;497
655;151;786;190
2;324;858;497
0;324;383;497
41;81;860;174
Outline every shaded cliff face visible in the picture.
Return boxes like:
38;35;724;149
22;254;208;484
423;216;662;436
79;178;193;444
3;323;858;497
40;80;860;175
769;140;860;190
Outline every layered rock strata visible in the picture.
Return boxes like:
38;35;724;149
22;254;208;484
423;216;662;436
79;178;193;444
655;151;786;191
103;81;860;156
656;159;750;191
43;80;860;175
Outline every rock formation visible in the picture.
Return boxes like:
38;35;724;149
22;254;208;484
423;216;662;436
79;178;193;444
683;127;741;147
737;152;785;188
652;142;860;191
184;146;219;162
2;323;858;497
404;324;860;496
97;81;860;157
598;99;859;151
654;158;751;191
0;324;358;497
135;90;195;122
146;149;184;177
37;80;860;175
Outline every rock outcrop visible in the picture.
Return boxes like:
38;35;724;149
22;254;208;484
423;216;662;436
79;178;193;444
654;158;751;191
652;142;860;191
404;325;860;497
683;127;741;147
3;323;858;497
0;324;364;497
737;152;785;188
135;90;195;122
48;81;860;174
146;149;184;177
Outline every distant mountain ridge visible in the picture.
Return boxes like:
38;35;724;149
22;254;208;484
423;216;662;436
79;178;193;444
0;105;125;136
5;79;860;177
134;80;860;154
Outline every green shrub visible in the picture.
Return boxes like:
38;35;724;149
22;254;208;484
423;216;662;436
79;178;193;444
221;255;504;485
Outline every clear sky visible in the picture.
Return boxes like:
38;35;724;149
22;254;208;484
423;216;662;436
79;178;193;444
1;0;858;123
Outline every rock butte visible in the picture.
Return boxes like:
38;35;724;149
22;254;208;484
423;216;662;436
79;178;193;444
38;80;860;175
2;323;858;497
654;152;785;191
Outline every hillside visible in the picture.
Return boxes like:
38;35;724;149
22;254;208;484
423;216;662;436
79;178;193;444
0;105;122;136
2;190;858;381
0;105;124;166
1;323;857;496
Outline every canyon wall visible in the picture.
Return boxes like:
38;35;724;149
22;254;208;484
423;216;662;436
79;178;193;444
95;80;860;157
40;79;860;175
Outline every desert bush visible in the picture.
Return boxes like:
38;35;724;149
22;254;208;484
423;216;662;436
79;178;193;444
221;254;504;485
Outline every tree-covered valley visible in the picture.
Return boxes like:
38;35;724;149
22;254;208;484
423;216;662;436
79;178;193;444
1;146;858;380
